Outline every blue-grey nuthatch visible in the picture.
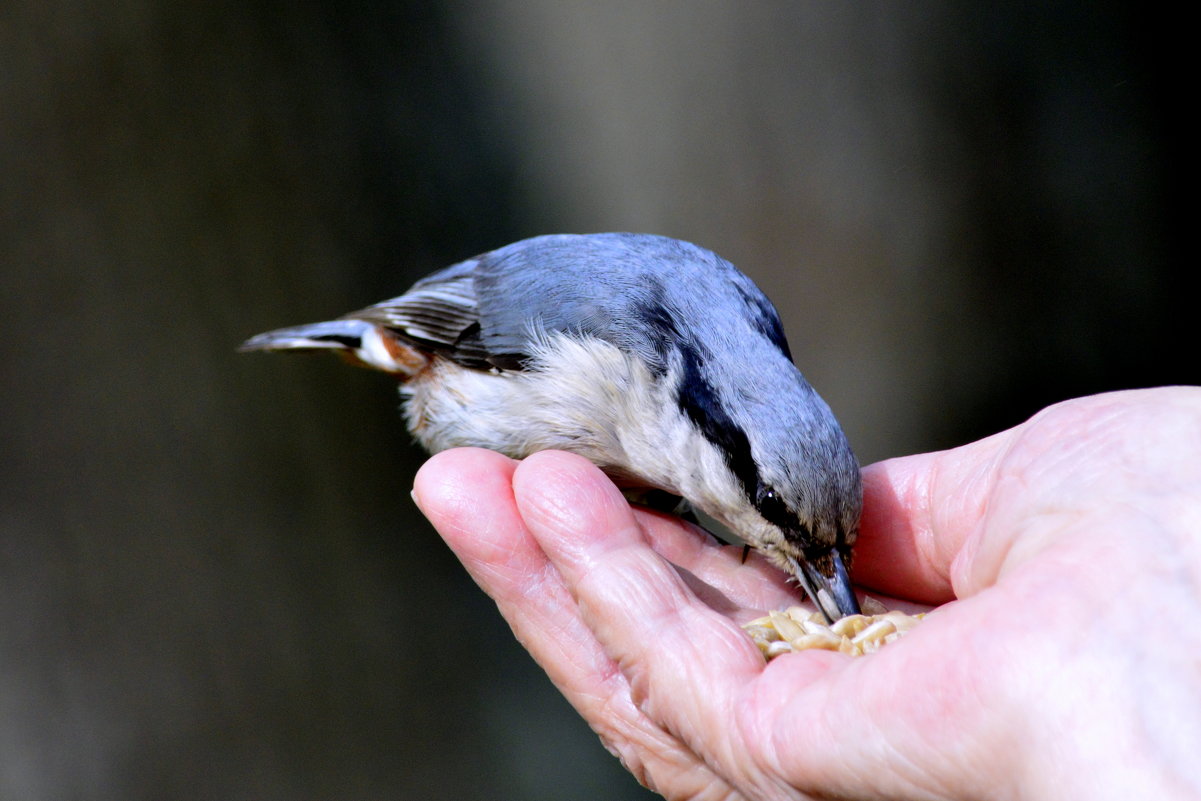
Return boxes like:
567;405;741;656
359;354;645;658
240;233;862;621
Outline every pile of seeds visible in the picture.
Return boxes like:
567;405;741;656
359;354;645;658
744;601;925;659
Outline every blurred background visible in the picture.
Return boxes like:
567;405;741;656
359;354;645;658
0;2;1189;799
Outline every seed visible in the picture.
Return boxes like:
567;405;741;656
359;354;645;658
861;596;889;615
829;614;870;638
851;618;898;648
766;641;794;658
768;610;806;642
744;598;925;659
789;632;843;651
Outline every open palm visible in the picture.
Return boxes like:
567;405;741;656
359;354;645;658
413;388;1201;800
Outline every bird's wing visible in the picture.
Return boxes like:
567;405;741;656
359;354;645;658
469;233;700;373
342;258;492;368
343;233;786;374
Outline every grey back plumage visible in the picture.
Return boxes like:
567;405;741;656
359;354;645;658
350;233;791;373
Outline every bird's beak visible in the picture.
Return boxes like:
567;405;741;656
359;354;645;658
786;550;860;623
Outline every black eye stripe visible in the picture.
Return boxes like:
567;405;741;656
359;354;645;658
674;342;809;542
674;343;760;504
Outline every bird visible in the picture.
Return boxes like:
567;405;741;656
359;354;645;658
239;233;862;621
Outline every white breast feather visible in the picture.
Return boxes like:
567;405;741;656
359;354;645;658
399;333;754;527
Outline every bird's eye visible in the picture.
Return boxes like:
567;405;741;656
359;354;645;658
755;483;795;528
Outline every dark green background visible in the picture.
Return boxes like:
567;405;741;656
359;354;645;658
0;3;1188;799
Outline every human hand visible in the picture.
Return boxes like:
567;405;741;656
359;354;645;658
412;387;1201;800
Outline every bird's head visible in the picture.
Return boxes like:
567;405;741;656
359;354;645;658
671;343;863;622
744;434;862;623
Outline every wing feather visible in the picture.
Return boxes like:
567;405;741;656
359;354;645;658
341;262;487;366
333;233;791;376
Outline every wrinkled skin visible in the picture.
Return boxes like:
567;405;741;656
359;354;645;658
412;388;1201;801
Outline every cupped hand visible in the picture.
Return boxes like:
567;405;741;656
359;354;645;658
412;387;1201;801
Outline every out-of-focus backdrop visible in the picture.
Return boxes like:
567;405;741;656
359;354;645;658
0;2;1188;799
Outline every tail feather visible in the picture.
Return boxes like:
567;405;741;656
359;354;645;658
238;319;428;376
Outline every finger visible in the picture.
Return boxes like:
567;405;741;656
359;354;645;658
852;428;1014;603
510;451;804;774
412;449;737;796
851;390;1195;603
412;448;625;698
631;509;803;620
